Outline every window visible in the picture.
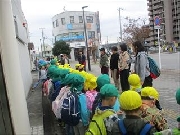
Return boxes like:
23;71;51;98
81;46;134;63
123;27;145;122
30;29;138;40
70;16;74;23
88;31;95;39
79;16;83;23
86;16;93;23
61;18;65;25
56;19;59;27
53;22;55;28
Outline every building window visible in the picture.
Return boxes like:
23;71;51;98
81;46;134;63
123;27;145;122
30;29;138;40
86;16;93;23
53;22;55;28
79;16;83;23
88;31;95;39
61;18;65;25
70;16;74;23
56;19;59;27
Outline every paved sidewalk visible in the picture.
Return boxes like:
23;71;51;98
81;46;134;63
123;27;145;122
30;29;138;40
27;53;180;134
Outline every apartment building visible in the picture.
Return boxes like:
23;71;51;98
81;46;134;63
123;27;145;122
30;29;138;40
52;11;101;60
147;0;180;46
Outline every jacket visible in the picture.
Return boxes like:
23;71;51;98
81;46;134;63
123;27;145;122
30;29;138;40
111;115;156;135
119;51;129;70
78;93;89;126
78;54;86;64
100;54;109;67
141;106;168;131
134;51;150;82
110;53;119;70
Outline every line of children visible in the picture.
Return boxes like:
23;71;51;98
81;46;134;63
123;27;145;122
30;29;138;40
43;59;177;135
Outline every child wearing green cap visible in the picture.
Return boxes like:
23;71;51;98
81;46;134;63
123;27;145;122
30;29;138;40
86;84;120;135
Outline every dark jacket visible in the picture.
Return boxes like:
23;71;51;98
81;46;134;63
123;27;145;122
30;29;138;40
78;54;86;64
110;53;119;70
111;115;156;135
100;54;109;67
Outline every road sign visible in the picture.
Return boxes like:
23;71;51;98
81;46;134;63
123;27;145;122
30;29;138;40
154;25;161;29
154;16;161;26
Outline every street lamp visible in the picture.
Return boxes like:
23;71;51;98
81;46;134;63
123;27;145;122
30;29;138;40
82;6;91;71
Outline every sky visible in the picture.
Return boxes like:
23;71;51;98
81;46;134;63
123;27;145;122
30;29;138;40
21;0;149;50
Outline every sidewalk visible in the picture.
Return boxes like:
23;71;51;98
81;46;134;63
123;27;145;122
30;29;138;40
27;57;180;134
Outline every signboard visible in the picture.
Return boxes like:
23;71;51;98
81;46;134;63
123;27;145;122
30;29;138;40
154;16;161;29
67;24;84;30
70;42;85;48
56;32;84;41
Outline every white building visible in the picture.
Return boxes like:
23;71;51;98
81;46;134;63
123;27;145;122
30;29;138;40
0;0;32;134
42;44;53;58
52;11;101;60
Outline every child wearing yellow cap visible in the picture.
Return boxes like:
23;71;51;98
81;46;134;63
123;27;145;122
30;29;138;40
128;74;142;93
140;87;168;131
111;91;157;135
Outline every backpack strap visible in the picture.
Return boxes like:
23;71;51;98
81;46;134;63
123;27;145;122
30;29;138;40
91;120;102;135
118;120;127;135
140;123;152;135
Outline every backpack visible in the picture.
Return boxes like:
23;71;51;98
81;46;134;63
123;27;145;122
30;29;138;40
61;92;80;126
52;86;70;119
147;56;160;79
85;110;115;135
118;119;152;135
91;93;101;118
86;90;98;111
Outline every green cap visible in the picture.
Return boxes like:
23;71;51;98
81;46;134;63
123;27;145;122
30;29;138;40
64;73;85;92
177;117;180;122
100;84;118;97
96;74;110;89
47;66;56;78
59;69;70;83
176;88;180;105
50;59;57;65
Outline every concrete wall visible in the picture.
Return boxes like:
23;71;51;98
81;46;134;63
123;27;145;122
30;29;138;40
0;0;31;133
18;41;32;97
12;0;32;97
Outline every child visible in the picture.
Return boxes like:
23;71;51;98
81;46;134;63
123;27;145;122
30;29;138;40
86;84;119;135
128;74;142;93
61;73;89;135
32;65;47;90
111;91;156;135
140;87;168;131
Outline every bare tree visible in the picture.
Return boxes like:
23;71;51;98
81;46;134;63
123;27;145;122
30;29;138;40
123;17;151;43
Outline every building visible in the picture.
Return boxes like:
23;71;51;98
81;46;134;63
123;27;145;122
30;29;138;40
0;0;32;134
147;0;180;46
52;11;101;60
42;44;53;58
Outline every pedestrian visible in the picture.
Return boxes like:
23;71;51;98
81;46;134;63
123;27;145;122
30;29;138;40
78;51;86;71
111;91;157;135
64;54;69;64
110;46;120;89
140;87;168;131
119;43;130;91
132;41;152;87
60;54;65;65
86;84;119;135
99;48;109;75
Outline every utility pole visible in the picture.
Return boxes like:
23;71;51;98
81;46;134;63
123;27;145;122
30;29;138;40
118;8;123;42
39;28;45;58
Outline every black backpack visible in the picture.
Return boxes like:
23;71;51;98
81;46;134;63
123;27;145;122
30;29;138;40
118;119;152;135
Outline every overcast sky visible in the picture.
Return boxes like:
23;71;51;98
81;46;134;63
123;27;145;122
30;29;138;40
21;0;149;50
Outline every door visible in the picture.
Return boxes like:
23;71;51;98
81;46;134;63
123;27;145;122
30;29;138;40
0;55;14;134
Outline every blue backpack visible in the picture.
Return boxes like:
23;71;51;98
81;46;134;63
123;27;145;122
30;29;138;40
118;119;152;135
61;92;80;126
147;56;160;79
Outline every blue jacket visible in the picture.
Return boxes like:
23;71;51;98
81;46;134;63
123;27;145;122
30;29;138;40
78;93;89;126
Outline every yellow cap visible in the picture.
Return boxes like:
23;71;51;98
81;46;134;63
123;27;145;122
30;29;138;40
75;64;81;68
128;74;141;87
78;64;84;69
119;91;142;111
141;87;159;100
89;77;97;90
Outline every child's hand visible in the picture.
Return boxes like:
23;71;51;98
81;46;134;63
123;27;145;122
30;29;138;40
116;110;123;115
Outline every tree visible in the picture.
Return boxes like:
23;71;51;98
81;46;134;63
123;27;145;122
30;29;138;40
123;17;151;43
52;40;71;56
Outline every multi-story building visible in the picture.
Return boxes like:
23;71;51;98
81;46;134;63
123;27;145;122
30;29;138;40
52;11;101;60
147;0;180;46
